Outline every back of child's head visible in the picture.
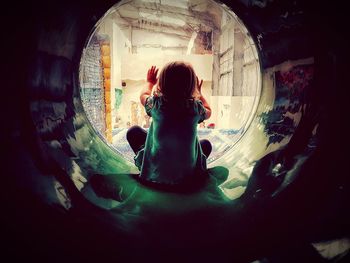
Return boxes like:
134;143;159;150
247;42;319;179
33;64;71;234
158;61;196;100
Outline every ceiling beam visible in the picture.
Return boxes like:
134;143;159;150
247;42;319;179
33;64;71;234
113;1;219;32
112;10;192;39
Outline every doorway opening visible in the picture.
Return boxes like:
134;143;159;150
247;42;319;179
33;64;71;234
79;0;261;164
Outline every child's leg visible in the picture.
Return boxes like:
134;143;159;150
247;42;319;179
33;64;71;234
126;125;147;154
200;139;212;158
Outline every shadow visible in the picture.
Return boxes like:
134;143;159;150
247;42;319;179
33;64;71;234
207;166;230;185
242;98;320;202
138;166;230;194
90;173;139;202
89;166;229;202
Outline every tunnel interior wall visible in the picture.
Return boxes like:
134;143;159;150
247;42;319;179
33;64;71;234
25;0;317;206
4;0;349;260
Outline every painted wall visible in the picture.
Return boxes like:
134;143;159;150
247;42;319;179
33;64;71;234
121;53;213;81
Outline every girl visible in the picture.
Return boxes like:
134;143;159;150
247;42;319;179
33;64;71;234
126;62;212;190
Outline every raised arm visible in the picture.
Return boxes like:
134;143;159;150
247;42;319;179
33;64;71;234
197;76;212;119
140;65;158;106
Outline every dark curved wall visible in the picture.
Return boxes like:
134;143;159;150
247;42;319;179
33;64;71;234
3;0;349;262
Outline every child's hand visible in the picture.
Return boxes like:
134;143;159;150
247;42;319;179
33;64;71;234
196;76;203;94
147;66;159;86
196;75;211;119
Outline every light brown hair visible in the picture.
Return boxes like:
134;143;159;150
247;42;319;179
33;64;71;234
158;61;197;100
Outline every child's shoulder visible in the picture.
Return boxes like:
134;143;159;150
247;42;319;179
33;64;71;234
148;95;203;109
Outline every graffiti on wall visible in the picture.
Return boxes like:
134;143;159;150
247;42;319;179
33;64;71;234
261;64;314;146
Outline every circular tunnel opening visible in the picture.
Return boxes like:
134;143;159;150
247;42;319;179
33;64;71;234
13;0;345;259
79;0;261;165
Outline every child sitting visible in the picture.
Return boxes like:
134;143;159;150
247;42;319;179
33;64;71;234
126;62;212;190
